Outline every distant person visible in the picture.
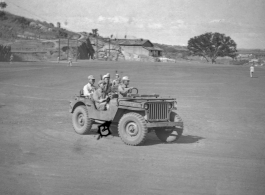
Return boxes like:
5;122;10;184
83;75;96;98
68;57;73;66
250;64;255;78
10;54;14;64
93;80;110;111
57;56;60;63
118;76;134;98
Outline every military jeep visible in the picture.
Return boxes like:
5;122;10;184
69;88;183;146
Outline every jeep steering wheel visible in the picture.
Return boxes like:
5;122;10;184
128;87;138;95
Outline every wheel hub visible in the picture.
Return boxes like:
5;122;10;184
125;122;138;136
78;114;84;126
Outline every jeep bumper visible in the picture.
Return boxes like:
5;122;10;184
146;122;183;128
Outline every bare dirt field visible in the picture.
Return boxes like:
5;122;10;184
0;60;265;195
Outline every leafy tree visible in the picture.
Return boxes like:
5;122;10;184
0;2;7;11
187;32;237;63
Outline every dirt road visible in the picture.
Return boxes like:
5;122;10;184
0;61;264;195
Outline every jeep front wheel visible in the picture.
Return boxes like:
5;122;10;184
118;113;148;146
72;105;93;134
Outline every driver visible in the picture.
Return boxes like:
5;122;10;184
118;76;134;98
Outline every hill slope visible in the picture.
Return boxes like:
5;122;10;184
0;11;79;42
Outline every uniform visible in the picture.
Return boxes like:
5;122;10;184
118;83;130;98
250;66;254;77
112;78;120;86
102;73;112;98
93;87;107;110
83;82;96;97
103;82;112;98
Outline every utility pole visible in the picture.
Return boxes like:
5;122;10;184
96;32;98;60
67;37;69;60
109;35;113;59
76;39;78;62
57;22;61;62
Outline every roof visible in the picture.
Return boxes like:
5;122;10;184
144;46;163;51
111;39;151;46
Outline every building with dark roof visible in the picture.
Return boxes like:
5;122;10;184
111;38;163;57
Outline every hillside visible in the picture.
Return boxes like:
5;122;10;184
0;11;79;42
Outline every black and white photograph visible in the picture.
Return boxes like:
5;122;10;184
0;0;265;194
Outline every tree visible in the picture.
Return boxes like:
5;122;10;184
0;2;7;11
187;32;237;63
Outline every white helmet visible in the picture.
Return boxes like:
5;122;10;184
122;76;130;81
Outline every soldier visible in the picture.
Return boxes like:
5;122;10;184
10;54;14;64
118;76;134;98
250;63;255;78
93;80;110;111
83;75;96;98
102;73;112;98
112;73;121;86
68;57;73;66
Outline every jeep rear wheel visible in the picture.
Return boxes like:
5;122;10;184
118;113;148;146
155;112;183;143
72;105;93;134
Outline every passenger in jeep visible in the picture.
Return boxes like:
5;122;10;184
83;75;96;98
102;73;112;98
118;76;134;98
93;80;110;110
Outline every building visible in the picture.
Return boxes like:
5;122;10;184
111;39;163;57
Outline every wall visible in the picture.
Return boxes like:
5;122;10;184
120;46;149;56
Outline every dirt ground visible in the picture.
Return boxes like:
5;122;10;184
0;60;265;195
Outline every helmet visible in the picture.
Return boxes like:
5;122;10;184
122;76;130;81
103;73;110;79
88;75;95;80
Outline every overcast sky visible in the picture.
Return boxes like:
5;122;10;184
4;0;265;49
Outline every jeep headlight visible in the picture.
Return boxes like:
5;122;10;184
167;103;172;109
144;104;149;110
173;101;177;109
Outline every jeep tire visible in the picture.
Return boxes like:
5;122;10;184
118;112;148;146
72;105;93;134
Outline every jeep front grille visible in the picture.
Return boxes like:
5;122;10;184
148;103;169;121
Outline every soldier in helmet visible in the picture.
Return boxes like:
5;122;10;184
112;73;121;87
118;76;134;98
83;75;96;98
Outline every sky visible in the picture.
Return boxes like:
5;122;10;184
3;0;265;49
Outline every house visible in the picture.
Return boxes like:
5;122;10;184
111;39;163;57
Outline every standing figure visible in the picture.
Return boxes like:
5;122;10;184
68;57;73;66
250;64;255;78
83;75;96;98
10;54;14;64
